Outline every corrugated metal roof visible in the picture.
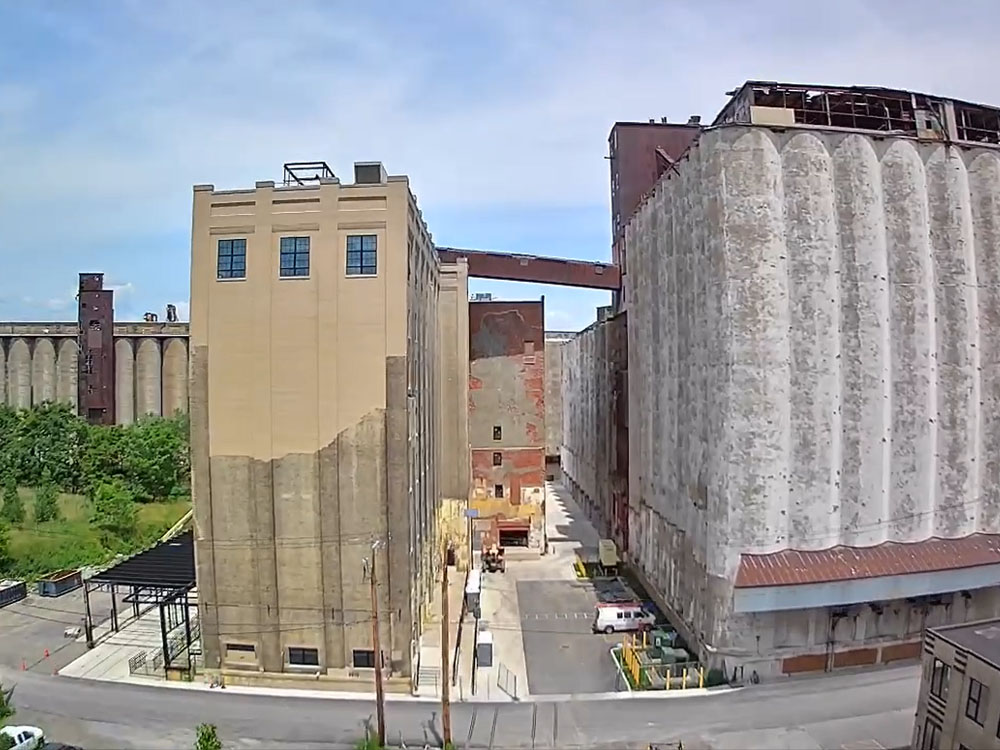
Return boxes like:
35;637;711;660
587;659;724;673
734;534;1000;588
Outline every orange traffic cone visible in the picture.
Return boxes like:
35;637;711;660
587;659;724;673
20;659;26;671
44;648;50;659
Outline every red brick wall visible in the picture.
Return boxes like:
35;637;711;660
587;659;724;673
469;301;545;501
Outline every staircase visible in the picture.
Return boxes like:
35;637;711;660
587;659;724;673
417;663;441;697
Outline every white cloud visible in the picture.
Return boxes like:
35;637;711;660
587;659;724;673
2;0;1000;317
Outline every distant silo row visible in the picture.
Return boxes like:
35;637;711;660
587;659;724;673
0;324;189;422
0;332;79;411
113;336;189;424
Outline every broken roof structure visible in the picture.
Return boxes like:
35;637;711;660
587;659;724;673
714;80;1000;145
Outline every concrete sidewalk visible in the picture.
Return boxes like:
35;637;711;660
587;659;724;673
415;564;470;699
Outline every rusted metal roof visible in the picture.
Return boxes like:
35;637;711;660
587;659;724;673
734;534;1000;588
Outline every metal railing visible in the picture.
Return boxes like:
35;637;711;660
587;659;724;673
497;662;518;700
617;634;706;691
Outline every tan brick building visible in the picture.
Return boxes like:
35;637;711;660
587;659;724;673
189;161;467;686
913;618;1000;749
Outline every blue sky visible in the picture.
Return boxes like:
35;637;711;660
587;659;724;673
1;1;998;329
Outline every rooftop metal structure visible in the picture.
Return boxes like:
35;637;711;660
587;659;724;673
714;80;1000;145
282;161;336;186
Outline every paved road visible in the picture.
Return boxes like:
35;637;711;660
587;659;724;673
2;662;918;749
517;580;619;695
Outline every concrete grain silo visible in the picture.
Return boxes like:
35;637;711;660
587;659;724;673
135;337;162;418
56;339;78;408
31;337;56;405
114;338;135;425
562;81;1000;679
7;338;31;409
161;337;188;418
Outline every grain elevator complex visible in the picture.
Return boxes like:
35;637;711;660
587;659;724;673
564;82;1000;677
7;79;1000;693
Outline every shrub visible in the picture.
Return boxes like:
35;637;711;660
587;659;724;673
90;480;137;546
33;482;61;523
0;477;23;525
0;523;12;576
195;723;222;750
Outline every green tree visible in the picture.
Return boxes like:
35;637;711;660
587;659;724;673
195;723;222;750
0;681;13;750
123;415;189;501
33;480;61;523
0;477;23;526
0;523;12;576
90;479;137;546
11;402;86;491
80;423;128;496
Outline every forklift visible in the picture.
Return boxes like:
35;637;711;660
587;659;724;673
480;520;506;573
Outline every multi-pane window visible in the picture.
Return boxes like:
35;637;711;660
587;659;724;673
493;452;502;466
966;677;989;725
217;238;247;279
493;425;502;441
930;658;951;701
279;236;310;277
346;234;377;276
353;649;378;669
921;719;941;750
494;484;504;498
288;647;319;666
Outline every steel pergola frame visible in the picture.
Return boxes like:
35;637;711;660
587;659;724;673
83;531;197;674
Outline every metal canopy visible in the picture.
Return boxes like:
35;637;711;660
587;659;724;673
89;531;194;590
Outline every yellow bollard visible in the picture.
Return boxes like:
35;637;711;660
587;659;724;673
665;667;670;690
643;630;647;648
682;668;688;690
699;666;704;688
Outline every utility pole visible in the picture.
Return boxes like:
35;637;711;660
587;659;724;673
369;541;386;747
441;541;452;747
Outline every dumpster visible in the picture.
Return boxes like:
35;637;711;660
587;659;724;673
36;569;83;598
0;580;27;608
476;629;494;668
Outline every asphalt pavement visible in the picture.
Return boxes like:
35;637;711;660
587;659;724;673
1;661;919;749
516;579;619;695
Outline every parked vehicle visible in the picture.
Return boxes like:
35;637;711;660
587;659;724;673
1;725;44;750
592;602;656;634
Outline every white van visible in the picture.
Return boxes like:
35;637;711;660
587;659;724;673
592;602;656;634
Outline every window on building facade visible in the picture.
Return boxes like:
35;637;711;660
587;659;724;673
279;236;310;277
217;238;247;279
493;425;502;441
353;649;377;669
920;719;940;750
930;658;951;701
346;234;377;276
967;677;989;725
494;484;504;498
493;452;502;466
287;647;320;666
225;642;255;657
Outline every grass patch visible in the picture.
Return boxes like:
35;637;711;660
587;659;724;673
7;488;190;579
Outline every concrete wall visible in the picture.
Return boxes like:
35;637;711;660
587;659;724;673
190;169;441;682
604;124;1000;674
543;332;572;460
0;323;189;420
468;300;546;548
561;314;629;551
438;260;470;502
